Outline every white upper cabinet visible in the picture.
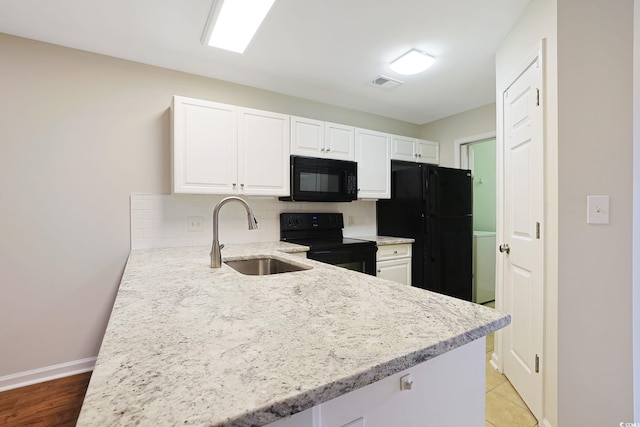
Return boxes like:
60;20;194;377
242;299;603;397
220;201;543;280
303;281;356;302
416;139;439;164
238;108;290;196
171;96;238;194
172;96;439;199
325;122;355;160
355;128;391;199
291;116;355;161
171;96;289;196
291;116;323;156
391;135;439;164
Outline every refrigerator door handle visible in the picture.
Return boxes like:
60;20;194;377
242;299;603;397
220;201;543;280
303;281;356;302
427;168;439;216
429;216;438;261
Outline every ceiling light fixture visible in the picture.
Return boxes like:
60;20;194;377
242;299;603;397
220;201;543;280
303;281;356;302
202;0;276;54
389;49;436;75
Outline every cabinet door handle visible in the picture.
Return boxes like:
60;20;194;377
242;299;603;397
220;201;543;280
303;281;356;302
232;183;237;187
326;147;331;152
377;269;381;273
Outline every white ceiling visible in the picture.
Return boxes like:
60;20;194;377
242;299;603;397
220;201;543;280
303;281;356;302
0;0;530;125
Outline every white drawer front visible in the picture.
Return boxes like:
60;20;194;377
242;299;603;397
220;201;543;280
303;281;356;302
376;243;411;261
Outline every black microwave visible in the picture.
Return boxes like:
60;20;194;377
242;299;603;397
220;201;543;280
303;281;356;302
279;155;358;202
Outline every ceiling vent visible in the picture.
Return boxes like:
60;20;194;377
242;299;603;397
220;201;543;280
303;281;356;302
370;75;404;89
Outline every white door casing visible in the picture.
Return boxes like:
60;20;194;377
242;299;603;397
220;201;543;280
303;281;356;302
498;43;544;421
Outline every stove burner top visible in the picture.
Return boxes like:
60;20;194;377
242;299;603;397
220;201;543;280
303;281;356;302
280;212;377;276
285;236;374;251
280;213;376;251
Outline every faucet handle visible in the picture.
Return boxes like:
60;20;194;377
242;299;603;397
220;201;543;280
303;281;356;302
247;211;259;230
220;244;225;250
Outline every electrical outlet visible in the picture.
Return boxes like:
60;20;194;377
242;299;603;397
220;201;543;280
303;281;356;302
348;215;355;225
188;216;204;232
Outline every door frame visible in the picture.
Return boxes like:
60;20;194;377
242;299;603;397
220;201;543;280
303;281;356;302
454;131;497;170
495;40;546;421
455;133;498;305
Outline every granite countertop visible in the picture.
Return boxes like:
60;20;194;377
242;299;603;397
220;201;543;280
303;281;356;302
77;242;509;427
354;235;415;245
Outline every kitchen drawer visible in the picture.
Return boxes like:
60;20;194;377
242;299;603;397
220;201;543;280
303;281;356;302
376;243;411;261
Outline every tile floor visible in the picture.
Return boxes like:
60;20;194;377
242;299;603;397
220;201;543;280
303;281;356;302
483;302;538;427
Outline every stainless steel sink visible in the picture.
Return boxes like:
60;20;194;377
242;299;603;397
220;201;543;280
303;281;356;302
224;257;311;276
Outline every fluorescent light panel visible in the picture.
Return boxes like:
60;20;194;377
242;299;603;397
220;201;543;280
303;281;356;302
206;0;276;54
389;49;436;75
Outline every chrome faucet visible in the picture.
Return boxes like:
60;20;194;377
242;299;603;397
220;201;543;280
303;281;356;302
210;196;259;268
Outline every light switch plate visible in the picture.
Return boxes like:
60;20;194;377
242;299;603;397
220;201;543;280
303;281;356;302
341;417;365;427
587;196;609;224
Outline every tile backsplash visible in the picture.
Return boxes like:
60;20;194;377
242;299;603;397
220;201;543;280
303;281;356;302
130;194;377;249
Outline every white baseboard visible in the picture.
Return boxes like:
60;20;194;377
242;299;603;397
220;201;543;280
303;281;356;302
540;418;554;427
489;351;502;372
0;357;96;392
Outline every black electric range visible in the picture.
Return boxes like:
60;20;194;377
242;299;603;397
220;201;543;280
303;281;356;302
280;213;377;276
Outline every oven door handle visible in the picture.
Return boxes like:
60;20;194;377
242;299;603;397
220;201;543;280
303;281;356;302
308;250;331;256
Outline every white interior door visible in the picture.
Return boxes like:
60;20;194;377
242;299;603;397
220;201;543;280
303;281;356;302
500;48;544;421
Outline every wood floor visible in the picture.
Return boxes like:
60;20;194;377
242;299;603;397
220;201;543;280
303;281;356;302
0;372;92;426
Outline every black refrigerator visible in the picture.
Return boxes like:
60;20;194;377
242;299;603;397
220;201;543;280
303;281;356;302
377;163;473;301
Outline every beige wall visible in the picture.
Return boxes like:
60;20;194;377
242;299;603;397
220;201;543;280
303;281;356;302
556;0;634;424
634;0;640;419
420;103;496;167
0;33;420;381
498;0;637;424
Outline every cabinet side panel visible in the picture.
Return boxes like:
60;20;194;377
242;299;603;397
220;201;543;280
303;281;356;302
319;339;485;427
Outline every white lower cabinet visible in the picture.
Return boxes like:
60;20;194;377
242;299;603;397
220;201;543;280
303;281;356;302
376;258;411;286
265;338;485;427
376;244;412;285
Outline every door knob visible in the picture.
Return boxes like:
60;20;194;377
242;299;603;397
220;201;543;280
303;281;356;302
499;244;510;254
